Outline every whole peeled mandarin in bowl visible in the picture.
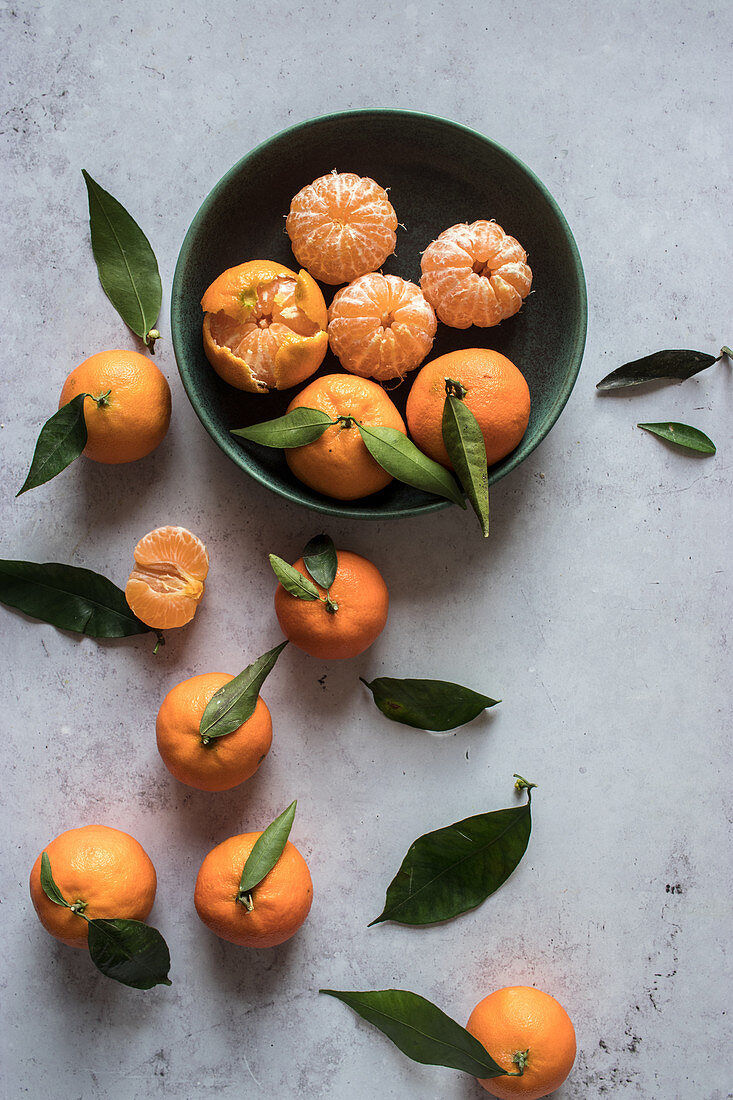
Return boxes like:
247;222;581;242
284;374;406;500
58;349;171;464
29;824;157;949
194;832;313;948
286;170;398;285
274;548;388;659
125;525;209;630
420;219;532;329
201;259;328;393
406;348;531;469
327;272;437;382
467;986;576;1098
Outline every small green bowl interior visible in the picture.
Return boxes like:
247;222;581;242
171;110;587;519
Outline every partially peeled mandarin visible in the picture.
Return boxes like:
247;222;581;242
125;526;209;629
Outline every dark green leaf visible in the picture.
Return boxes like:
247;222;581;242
269;555;322;600
356;424;465;508
303;534;337;589
232;408;334;448
238;801;297;897
87;918;171;989
370;784;534;926
82;170;162;349
199;641;288;742
0;560;151;638
320;989;505;1077
638;421;716;454
441;396;490;536
361;677;499;732
596;349;717;390
17;394;88;496
40;852;70;908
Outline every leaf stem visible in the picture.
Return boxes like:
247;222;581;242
444;377;467;399
511;1049;529;1075
513;774;537;800
152;632;164;655
237;890;255;911
71;900;89;919
145;329;160;353
91;390;112;408
336;415;356;430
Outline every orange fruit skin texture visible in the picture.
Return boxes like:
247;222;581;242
275;550;388;660
156;673;272;792
201;260;328;393
125;525;210;630
285;374;406;500
286;172;398;285
328;273;437;382
194;833;313;948
467;987;576;1099
58;350;171;464
420;220;532;329
406;348;530;469
29;825;157;949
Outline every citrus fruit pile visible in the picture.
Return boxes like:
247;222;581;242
201;170;534;505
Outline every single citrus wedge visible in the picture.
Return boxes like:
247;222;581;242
201;259;328;392
286;171;398;285
328;273;437;381
284;374;406;499
125;525;209;629
420;220;532;328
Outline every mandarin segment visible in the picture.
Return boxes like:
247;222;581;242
125;525;209;630
406;349;530;469
467;986;576;1098
328;273;437;381
286;171;398;285
284;374;406;500
29;825;157;949
194;833;313;948
201;260;328;392
58;350;171;464
274;550;388;659
420;220;532;328
156;673;273;792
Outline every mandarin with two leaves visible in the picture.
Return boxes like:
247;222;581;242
274;548;388;660
29;825;157;949
284;374;406;500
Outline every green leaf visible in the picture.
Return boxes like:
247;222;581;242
238;801;297;899
87;918;172;989
232;408;334;448
360;677;499;732
596;349;718;390
0;560;152;638
82;169;162;350
303;534;338;590
17;394;88;496
199;641;287;742
320;989;506;1078
441;395;490;536
40;852;70;908
370;781;534;926
269;554;322;600
356;424;466;507
638;421;716;454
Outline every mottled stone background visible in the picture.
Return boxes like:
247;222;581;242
1;1;731;1097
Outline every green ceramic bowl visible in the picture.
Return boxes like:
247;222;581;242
171;110;587;519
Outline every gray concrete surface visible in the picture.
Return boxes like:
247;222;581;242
1;1;731;1097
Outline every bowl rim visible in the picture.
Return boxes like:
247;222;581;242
171;107;588;520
